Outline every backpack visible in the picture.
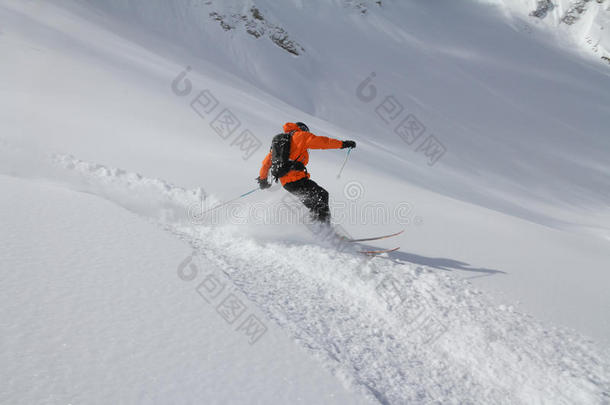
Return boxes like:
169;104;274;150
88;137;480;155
269;132;306;182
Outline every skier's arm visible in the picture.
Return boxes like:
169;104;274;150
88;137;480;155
259;151;272;179
304;132;344;150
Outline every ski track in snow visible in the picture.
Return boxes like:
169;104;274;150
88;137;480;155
21;152;610;404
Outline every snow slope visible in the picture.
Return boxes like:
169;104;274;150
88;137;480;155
2;146;608;404
79;0;610;226
495;0;610;61
1;0;610;403
0;173;370;404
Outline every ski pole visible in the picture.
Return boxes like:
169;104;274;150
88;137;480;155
336;148;352;179
197;187;259;216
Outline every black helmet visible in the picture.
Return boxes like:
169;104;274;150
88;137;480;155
295;122;309;132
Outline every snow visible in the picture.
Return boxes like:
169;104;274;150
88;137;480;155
0;174;370;404
1;0;610;403
491;0;610;60
3;150;609;403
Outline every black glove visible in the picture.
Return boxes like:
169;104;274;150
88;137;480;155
256;176;272;190
341;140;356;149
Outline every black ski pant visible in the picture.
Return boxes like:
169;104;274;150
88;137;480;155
283;178;330;224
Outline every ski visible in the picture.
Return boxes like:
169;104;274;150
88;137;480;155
359;247;400;255
342;230;404;243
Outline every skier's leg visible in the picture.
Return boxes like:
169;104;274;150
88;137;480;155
284;178;330;224
305;181;330;224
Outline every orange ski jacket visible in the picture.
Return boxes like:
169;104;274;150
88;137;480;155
259;122;343;185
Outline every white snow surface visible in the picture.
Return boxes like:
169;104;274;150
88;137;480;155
0;174;370;405
1;0;610;403
492;0;610;60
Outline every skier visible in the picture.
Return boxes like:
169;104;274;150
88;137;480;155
256;122;356;224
